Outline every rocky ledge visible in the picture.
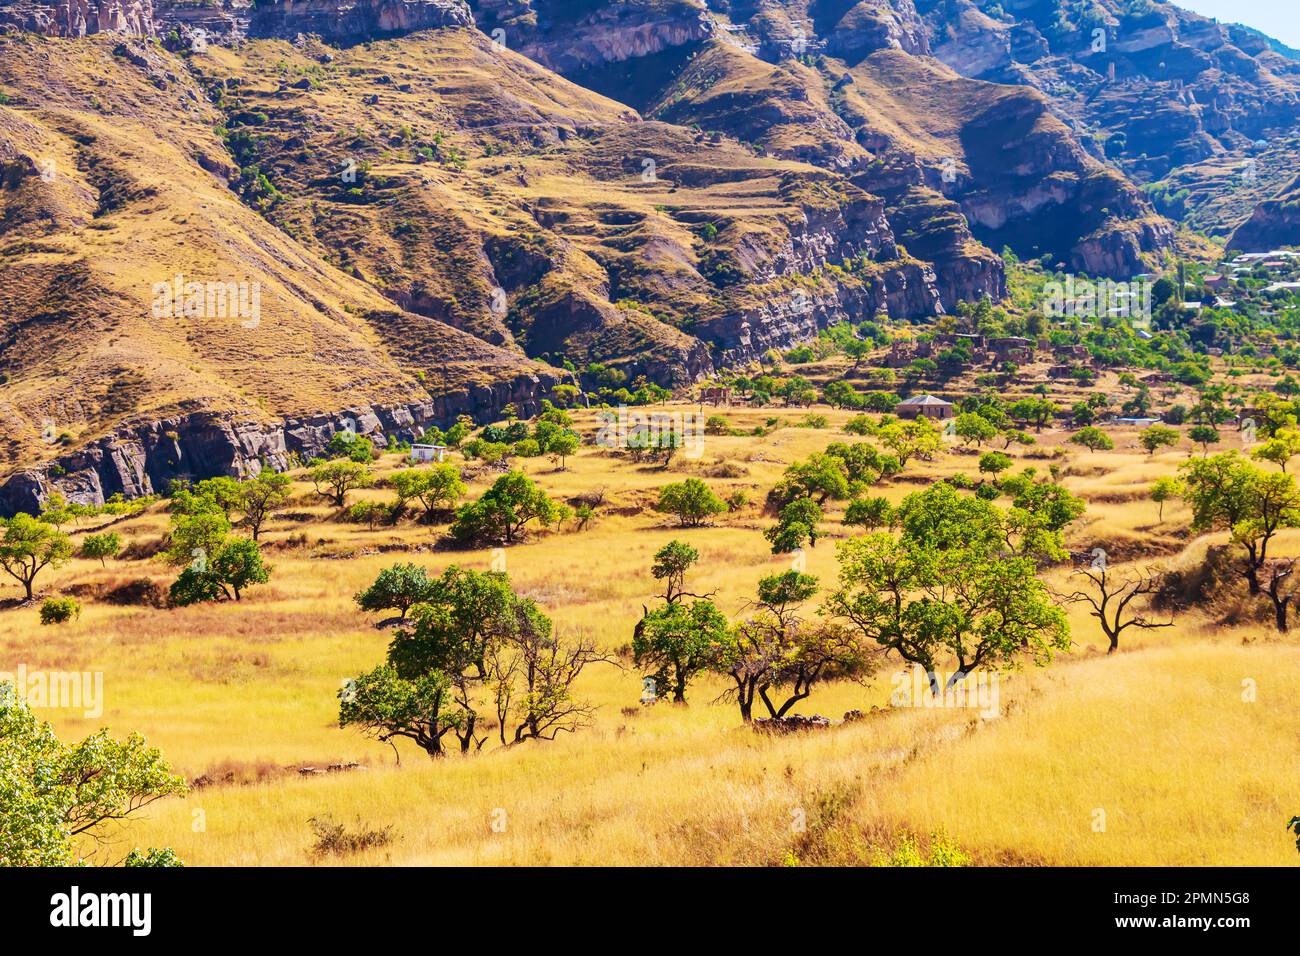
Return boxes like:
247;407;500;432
0;0;473;40
0;368;560;516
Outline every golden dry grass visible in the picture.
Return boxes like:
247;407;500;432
2;402;1297;866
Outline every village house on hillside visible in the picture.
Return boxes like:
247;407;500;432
896;394;954;420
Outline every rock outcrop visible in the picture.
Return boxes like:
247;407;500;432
0;0;473;40
1228;174;1300;252
0;0;154;36
0;366;560;515
916;0;1300;185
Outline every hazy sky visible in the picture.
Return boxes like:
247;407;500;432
1176;0;1300;49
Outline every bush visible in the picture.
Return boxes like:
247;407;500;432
39;597;81;625
308;815;394;857
844;415;874;436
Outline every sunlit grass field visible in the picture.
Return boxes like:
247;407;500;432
3;402;1297;866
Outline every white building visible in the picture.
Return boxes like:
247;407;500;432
409;443;447;463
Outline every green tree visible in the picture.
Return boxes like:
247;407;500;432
776;453;852;506
1009;397;1057;432
765;497;823;553
829;488;1069;696
1138;424;1180;456
954;412;997;448
236;471;292;540
170;538;270;604
354;563;438;621
338;665;461;758
823;380;862;409
308;459;374;508
1251;428;1300;473
714;571;869;721
209;539;271;601
1070;426;1114;453
655;478;726;528
80;531;121;567
1188;425;1220;454
0;685;185;865
0;514;73;600
1180;452;1300;594
978;451;1012;478
843;339;871;369
343;568;605;755
327;431;375;462
844;495;892;530
649;540;705;604
450;471;566;543
390;464;466;521
547;430;580;469
633;599;729;703
1150;475;1181;522
878;418;942;466
167;508;232;569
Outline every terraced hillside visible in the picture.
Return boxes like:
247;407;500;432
3;0;1297;514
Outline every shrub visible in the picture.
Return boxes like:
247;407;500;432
844;415;874;436
308;815;394;857
872;830;970;867
704;415;731;436
39;597;81;625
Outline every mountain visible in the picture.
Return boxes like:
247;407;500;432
1227;23;1300;63
913;0;1300;236
1228;173;1300;252
0;0;1294;511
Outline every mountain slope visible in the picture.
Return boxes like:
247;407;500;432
0;31;557;510
2;0;1296;511
1228;173;1300;252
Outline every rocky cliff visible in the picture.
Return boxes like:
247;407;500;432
914;0;1300;232
0;366;560;515
0;0;472;39
0;0;153;36
1228;174;1300;252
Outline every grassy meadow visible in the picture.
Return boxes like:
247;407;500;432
3;395;1298;867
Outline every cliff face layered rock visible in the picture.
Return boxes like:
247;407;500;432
471;0;712;74
1228;174;1300;252
0;0;472;39
0;366;560;516
698;260;943;366
916;0;1300;187
246;0;471;41
0;0;154;36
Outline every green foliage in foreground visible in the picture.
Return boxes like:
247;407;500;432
0;684;185;866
